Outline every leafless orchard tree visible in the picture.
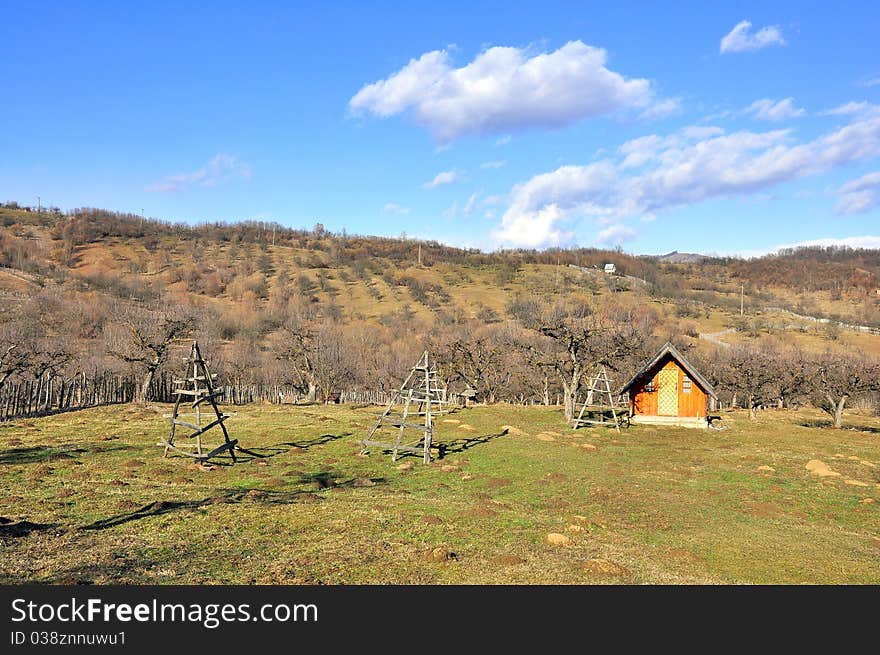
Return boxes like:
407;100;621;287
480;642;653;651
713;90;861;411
104;300;197;403
510;299;654;420
711;345;781;420
810;351;880;428
437;324;512;404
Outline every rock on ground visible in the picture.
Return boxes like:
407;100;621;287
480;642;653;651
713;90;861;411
805;460;840;477
545;532;573;546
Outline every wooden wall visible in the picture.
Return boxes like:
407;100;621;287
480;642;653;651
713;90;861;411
629;356;708;418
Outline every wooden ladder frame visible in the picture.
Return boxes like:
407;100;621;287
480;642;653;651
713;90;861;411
161;341;238;463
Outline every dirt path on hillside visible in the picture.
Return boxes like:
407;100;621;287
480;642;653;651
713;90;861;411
698;328;736;348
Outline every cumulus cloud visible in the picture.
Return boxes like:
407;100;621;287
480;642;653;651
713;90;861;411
492;112;880;248
745;98;805;121
836;171;880;214
720;20;786;54
639;97;682;120
145;153;251;192
383;203;411;215
821;101;873;116
597;224;637;246
422;170;458;189
350;41;673;142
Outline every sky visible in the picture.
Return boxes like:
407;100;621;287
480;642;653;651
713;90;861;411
1;1;879;256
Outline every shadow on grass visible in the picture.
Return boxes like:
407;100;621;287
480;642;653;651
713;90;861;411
798;420;880;433
79;471;386;531
0;443;134;466
278;432;351;450
435;430;509;457
0;518;58;539
177;432;353;467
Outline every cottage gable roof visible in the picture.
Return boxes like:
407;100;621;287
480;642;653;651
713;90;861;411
620;342;718;399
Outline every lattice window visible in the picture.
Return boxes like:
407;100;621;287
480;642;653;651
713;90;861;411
683;375;692;393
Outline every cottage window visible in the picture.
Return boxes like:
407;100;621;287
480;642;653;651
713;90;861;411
682;375;692;393
645;379;655;392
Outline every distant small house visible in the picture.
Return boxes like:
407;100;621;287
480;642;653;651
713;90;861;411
603;263;616;274
620;342;717;428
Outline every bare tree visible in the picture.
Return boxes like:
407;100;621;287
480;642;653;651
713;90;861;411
810;351;880;428
512;300;653;420
712;345;780;420
438;325;511;404
105;301;196;403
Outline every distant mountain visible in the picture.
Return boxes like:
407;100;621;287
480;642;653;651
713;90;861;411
653;250;707;264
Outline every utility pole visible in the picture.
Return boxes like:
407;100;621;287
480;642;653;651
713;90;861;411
417;242;422;266
37;196;41;213
740;284;744;316
272;224;276;247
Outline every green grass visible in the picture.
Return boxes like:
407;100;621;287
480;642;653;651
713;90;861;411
1;403;878;584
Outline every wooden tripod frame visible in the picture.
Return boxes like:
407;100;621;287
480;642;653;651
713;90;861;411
571;365;623;433
161;341;238;463
361;351;447;464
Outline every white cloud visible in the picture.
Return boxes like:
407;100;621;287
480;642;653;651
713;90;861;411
145;153;250;192
597;224;637;246
462;192;479;216
480;160;507;169
777;235;880;250
745;98;805;121
681;125;725;140
350;41;673;142
422;170;459;189
639;97;682;120
482;194;505;206
860;77;880;88
720;20;786;54
495;135;512;146
836;171;880;214
383;203;411;215
492;112;880;248
821;101;874;116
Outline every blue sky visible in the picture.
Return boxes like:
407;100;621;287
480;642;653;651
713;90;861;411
1;1;879;255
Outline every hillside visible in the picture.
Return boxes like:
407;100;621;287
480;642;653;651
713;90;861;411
1;202;880;400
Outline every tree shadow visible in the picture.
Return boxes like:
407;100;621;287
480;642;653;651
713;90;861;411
435;430;508;456
278;432;351;450
0;518;58;539
798;419;880;433
169;432;353;467
0;443;133;466
78;472;386;531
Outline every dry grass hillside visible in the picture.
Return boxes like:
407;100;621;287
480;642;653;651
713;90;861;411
1;204;879;362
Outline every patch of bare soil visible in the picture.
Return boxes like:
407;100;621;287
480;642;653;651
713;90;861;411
665;548;703;563
545;533;572;546
422;515;443;525
581;558;629;576
486;477;511;488
742;502;784;519
465;505;498;518
490;555;525;566
805;459;840;477
420;546;457;562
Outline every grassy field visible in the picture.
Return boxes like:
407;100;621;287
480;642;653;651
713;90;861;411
1;402;878;584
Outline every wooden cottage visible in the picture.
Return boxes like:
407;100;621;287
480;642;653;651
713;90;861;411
620;342;717;428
